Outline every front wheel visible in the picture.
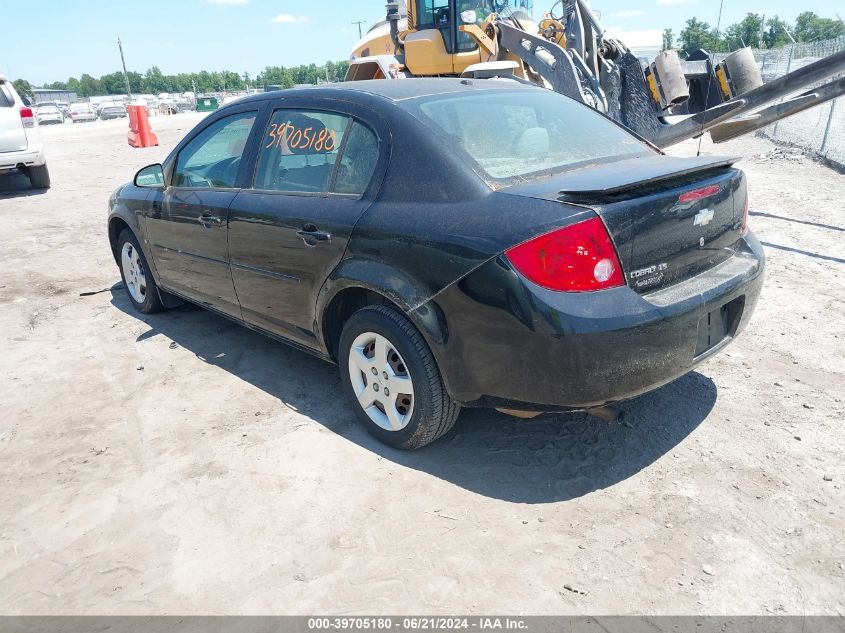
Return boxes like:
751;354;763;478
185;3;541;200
339;305;460;449
116;229;165;314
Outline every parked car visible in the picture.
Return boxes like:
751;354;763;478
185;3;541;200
68;102;96;122
35;104;64;125
0;75;50;188
108;79;764;449
99;104;127;120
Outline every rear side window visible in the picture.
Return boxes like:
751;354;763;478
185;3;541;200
334;122;379;195
173;111;257;188
253;109;349;193
0;82;14;108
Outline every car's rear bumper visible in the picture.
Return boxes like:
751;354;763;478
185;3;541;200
0;145;46;173
422;233;765;410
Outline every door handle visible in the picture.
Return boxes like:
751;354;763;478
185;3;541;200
296;224;331;246
198;212;224;228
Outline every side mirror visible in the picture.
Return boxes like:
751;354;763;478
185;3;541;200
134;163;165;188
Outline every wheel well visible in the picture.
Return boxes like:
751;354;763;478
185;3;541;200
108;218;131;263
322;287;400;361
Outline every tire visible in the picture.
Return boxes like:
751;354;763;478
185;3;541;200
28;164;51;189
116;228;165;314
339;305;460;449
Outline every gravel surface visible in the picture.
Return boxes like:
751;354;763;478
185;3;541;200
0;114;842;615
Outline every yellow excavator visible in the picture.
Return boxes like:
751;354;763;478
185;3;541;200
346;0;845;148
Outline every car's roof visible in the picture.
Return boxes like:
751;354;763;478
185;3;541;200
232;77;536;107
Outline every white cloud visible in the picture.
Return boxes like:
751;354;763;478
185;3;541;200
610;10;646;18
657;0;696;5
273;13;309;24
206;0;248;4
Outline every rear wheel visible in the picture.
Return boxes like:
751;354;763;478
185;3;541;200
116;229;164;314
339;305;460;449
28;164;50;189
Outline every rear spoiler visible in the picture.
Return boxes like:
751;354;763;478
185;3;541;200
556;155;738;202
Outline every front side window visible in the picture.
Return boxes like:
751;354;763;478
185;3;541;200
401;89;654;186
173;111;257;188
253;109;352;193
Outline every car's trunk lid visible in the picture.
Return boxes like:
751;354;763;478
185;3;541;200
502;155;745;293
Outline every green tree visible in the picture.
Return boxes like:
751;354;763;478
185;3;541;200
793;11;845;42
678;18;723;57
257;66;294;89
143;66;169;94
78;73;100;97
12;79;33;100
126;71;144;94
335;60;350;81
99;71;127;95
763;16;794;48
662;28;674;51
66;77;81;95
724;13;764;49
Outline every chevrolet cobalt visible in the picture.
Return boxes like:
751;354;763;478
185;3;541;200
108;79;764;449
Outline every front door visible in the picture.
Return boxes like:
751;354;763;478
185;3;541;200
227;106;383;347
144;109;259;317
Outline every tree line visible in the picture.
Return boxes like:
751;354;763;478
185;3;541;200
665;10;845;57
12;60;351;100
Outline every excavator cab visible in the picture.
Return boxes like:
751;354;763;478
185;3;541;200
349;0;532;77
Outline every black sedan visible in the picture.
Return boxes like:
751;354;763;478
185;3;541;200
107;78;764;449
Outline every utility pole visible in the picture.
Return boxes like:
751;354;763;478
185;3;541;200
117;37;133;101
352;20;366;39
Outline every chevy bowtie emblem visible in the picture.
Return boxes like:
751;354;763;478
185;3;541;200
693;208;714;226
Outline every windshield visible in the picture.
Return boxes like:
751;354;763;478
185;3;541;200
399;88;655;186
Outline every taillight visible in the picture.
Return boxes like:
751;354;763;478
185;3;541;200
741;195;749;236
20;107;35;128
505;216;625;292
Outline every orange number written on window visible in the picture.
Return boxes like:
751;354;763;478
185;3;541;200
265;122;337;153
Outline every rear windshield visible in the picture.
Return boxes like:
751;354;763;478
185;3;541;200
398;88;654;186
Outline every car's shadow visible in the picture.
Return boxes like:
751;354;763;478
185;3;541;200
0;173;45;198
109;285;716;503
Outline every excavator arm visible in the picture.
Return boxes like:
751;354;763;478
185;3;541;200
486;1;845;148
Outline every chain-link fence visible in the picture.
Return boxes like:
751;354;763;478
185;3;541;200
735;36;845;168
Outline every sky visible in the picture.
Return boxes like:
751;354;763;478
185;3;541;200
2;0;842;84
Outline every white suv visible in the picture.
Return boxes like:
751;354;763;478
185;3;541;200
0;75;50;189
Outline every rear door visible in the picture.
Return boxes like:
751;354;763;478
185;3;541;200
227;102;386;346
0;80;28;153
144;107;261;317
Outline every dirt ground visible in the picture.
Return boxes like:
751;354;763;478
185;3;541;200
0;112;842;615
